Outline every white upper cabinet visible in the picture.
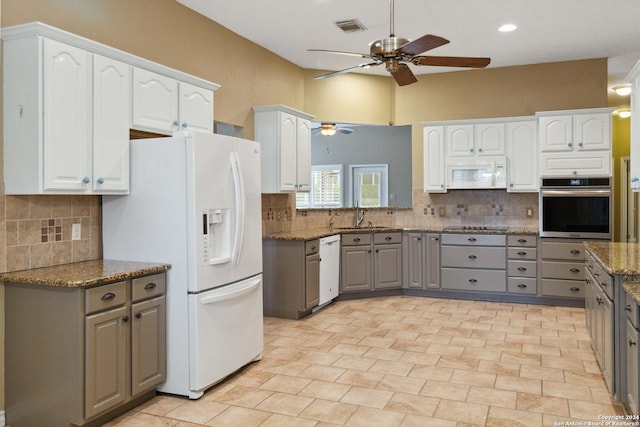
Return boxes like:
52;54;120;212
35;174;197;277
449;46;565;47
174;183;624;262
254;105;314;193
475;122;505;155
628;61;640;190
132;69;214;134
446;122;505;157
423;125;446;193
537;108;613;177
446;124;474;156
505;119;537;192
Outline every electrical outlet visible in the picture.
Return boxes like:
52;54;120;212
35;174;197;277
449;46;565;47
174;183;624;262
439;207;446;217
526;207;534;218
71;223;81;241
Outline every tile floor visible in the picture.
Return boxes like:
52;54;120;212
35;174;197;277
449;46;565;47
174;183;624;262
105;295;626;427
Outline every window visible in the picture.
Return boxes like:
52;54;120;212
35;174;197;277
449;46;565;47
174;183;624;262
350;164;388;207
296;165;343;208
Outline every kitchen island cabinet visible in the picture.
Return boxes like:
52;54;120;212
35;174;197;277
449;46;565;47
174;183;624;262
2;260;169;427
262;238;320;319
540;238;586;300
624;286;639;415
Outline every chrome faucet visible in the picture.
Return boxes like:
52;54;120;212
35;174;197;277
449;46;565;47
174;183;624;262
354;200;365;228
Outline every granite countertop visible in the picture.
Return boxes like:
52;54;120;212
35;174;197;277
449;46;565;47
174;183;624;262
583;241;640;305
0;259;171;288
263;226;539;241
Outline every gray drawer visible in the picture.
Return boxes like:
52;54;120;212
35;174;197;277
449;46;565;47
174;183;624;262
507;247;537;260
541;241;585;261
508;277;537;295
541;279;585;298
342;233;371;246
441;268;506;292
507;235;537;247
441;246;506;269
306;239;320;255
132;273;166;302
626;289;639;329
441;233;506;246
374;232;402;245
85;281;127;315
591;263;614;301
507;260;537;278
585;252;597;273
541;260;585;280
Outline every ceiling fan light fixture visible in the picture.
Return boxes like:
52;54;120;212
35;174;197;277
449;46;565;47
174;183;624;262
613;84;632;96
320;123;337;136
498;23;517;32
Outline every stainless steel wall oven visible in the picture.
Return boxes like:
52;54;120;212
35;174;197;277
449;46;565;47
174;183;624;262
539;177;612;239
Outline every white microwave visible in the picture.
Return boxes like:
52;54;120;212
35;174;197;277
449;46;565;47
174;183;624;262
446;156;507;189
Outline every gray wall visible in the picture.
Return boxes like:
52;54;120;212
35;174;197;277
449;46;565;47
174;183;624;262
311;124;412;207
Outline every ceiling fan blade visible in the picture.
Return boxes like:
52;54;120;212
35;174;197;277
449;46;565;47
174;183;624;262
398;34;449;56
308;48;370;59
314;62;382;80
390;63;418;86
337;128;356;135
413;55;491;68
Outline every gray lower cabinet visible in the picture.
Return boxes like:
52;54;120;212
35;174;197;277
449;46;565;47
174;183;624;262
341;232;402;292
440;233;506;293
540;238;585;299
262;238;320;319
5;272;166;427
404;232;440;290
506;235;537;295
625;289;640;415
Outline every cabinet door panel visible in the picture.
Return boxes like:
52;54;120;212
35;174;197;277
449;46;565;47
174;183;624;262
132;67;178;134
132;296;166;396
574;113;610;151
625;319;639;415
475;122;504;155
85;306;128;419
296;118;312;192
341;246;371;292
506;120;537;192
425;233;441;289
446;124;474;156
423;126;446;192
93;54;130;193
407;233;423;289
305;253;320;309
374;243;402;289
279;112;298;192
539;115;572;152
178;82;213;133
43;39;92;191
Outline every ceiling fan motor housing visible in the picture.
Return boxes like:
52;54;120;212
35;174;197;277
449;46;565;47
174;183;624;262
370;36;410;59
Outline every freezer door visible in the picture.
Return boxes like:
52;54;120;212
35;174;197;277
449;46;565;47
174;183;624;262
187;275;264;398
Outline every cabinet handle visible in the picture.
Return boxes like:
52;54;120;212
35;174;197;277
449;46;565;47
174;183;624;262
517;251;527;256
101;292;116;301
375;249;379;253
478;148;483;152
596;296;603;304
585;278;591;284
569;268;580;273
385;236;392;241
469;279;478;283
630;339;637;347
311;245;317;250
594;272;600;277
135;313;142;319
468;255;477;259
434;238;439;241
368;250;372;253
468;237;477;242
517;267;527;272
578;142;583;148
182;122;188;129
570;249;581;254
122;315;130;323
568;142;573;148
353;238;361;242
570;287;581;293
172;120;179;127
96;177;104;184
144;282;157;290
517;239;527;243
470;148;474;153
509;183;514;187
517;283;527;288
626;304;633;312
82;176;90;184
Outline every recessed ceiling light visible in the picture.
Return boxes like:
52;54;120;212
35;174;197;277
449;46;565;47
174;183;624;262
498;23;517;32
613;84;632;96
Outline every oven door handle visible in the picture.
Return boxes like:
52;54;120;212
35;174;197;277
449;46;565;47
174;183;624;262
541;189;611;196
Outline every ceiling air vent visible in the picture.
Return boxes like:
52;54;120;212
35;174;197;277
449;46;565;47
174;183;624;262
335;19;367;33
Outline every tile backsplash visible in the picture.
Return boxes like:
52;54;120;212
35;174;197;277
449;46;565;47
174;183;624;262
262;189;539;234
1;194;102;272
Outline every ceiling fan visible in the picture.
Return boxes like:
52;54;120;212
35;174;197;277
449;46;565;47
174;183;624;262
309;0;491;86
312;122;357;136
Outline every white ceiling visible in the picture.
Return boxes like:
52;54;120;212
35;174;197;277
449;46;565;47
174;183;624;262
177;0;640;90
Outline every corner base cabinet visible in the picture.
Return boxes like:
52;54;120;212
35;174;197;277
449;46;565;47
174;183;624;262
5;272;166;427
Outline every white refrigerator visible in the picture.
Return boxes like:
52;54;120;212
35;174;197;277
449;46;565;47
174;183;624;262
102;131;263;399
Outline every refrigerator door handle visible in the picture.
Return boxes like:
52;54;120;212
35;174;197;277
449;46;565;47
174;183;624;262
230;151;246;265
199;277;261;305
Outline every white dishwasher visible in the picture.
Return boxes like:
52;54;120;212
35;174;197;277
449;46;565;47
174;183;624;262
317;234;340;308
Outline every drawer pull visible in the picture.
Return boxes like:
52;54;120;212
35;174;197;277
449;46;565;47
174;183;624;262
468;237;477;242
517;251;527;256
596;296;603;304
570;249;581;254
144;282;157;290
517;283;527;288
570;287;581;293
594;272;600;277
353;238;361;242
385;236;392;241
517;239;527;243
626;304;633;312
517;267;527;272
469;279;478;283
101;292;116;301
569;268;580;273
311;245;317;250
630;339;637;347
468;255;477;259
